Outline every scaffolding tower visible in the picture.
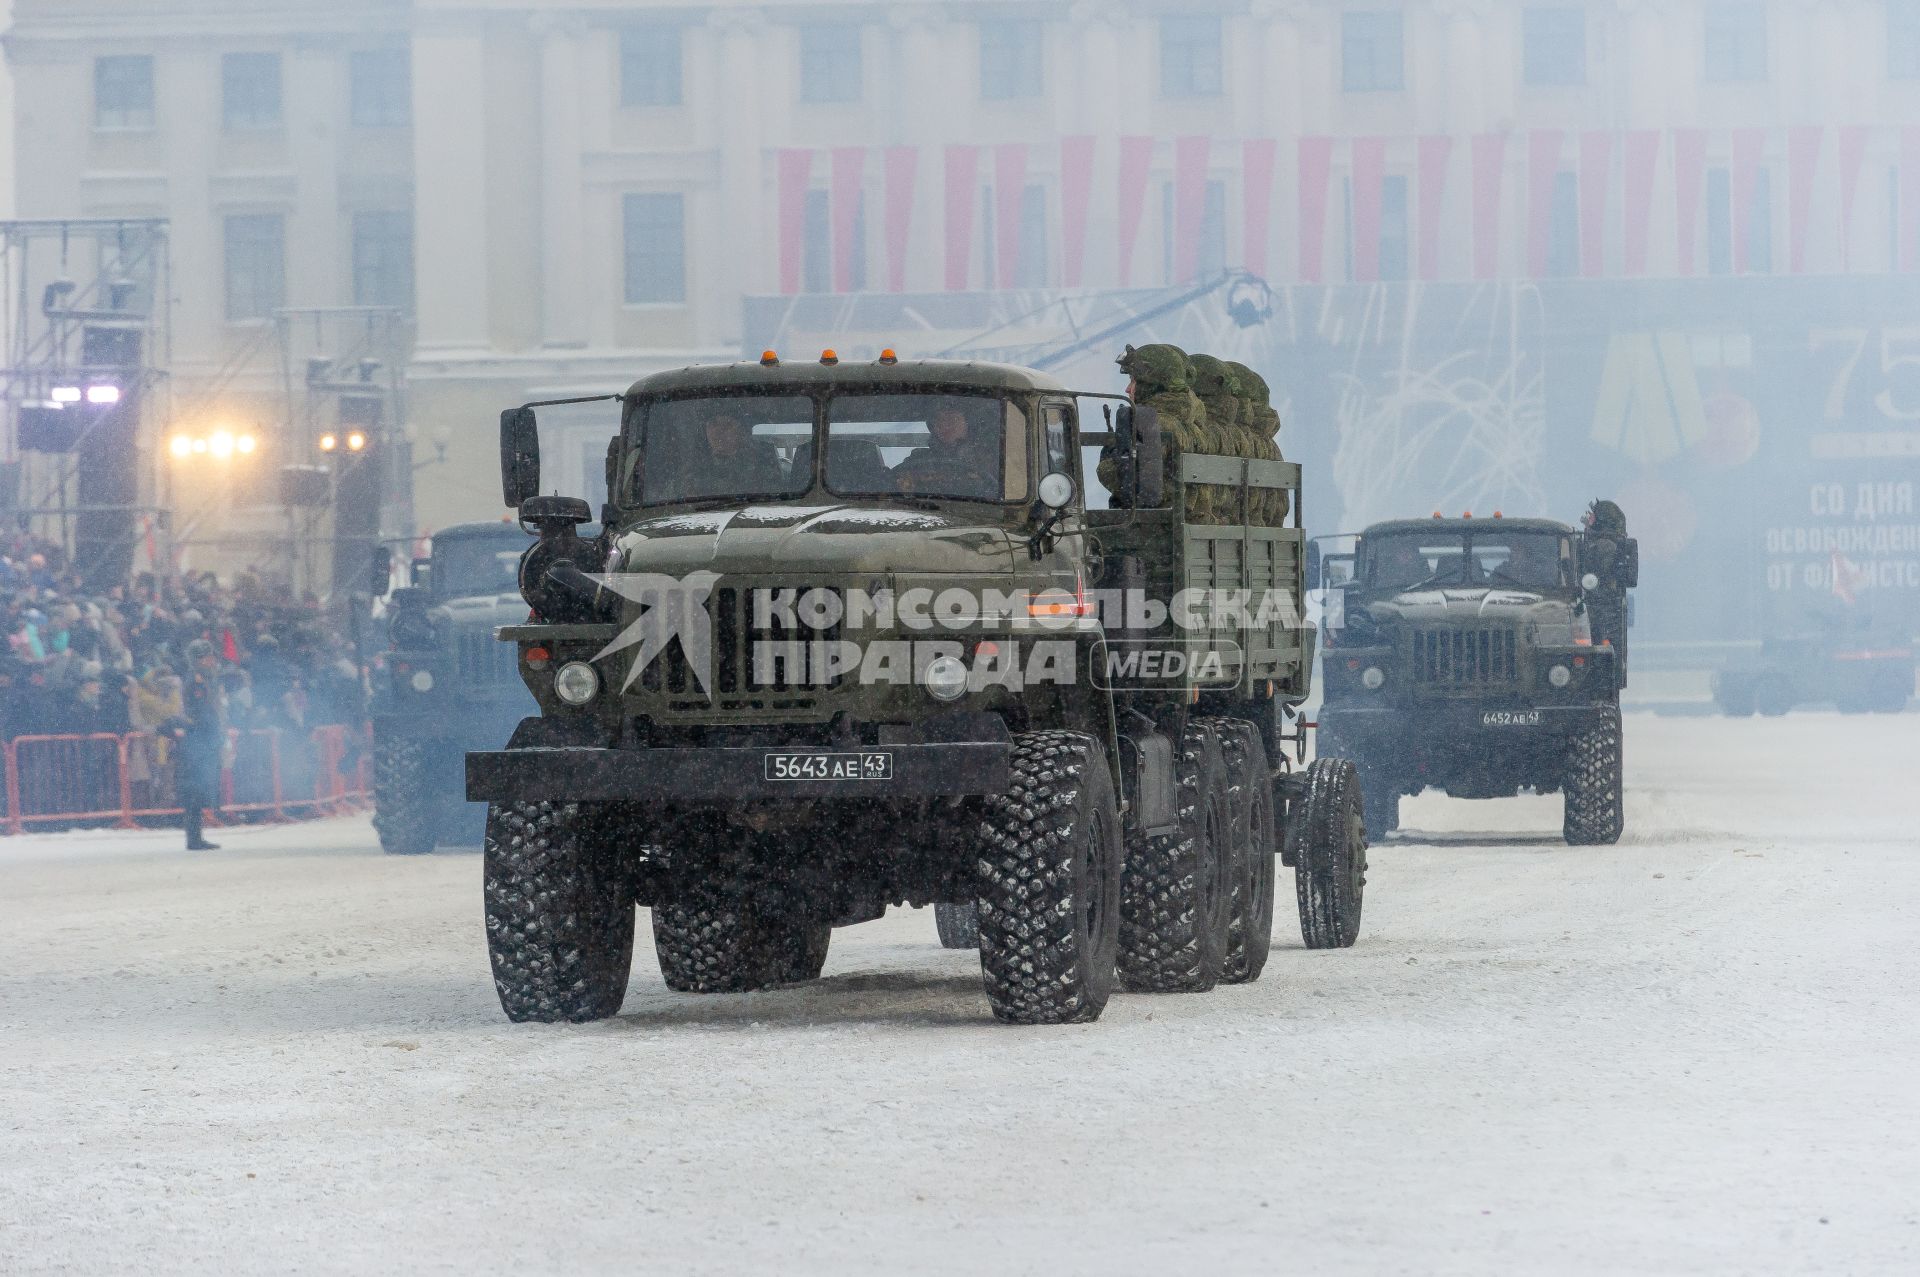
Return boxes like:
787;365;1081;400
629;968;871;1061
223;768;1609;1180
0;218;172;587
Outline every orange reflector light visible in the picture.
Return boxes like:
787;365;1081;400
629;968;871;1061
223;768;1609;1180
879;348;898;364
820;349;839;365
975;641;1000;658
760;350;779;366
1346;658;1361;671
525;646;551;667
1573;655;1586;667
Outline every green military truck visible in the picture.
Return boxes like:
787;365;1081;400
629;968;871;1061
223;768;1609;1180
1313;515;1634;846
466;353;1367;1025
370;521;534;854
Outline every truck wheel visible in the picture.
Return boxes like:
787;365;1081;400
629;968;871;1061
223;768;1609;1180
1119;720;1233;993
1360;776;1400;842
975;731;1122;1024
1714;679;1757;717
372;737;437;855
1292;758;1367;949
1562;707;1625;846
1218;721;1276;985
483;800;635;1022
1755;680;1794;717
652;875;832;994
934;902;979;949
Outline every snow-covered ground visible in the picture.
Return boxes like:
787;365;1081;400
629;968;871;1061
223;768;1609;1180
2;713;1916;1275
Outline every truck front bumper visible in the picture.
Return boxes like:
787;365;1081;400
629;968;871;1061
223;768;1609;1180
466;740;1012;803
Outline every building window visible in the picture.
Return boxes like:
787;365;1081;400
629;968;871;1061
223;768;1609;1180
349;49;410;127
799;24;862;104
223;52;282;130
1380;175;1410;281
94;56;154;130
1703;4;1767;83
224;214;285;321
1017;184;1049;288
352;212;413;312
620;26;683;107
980;19;1043;101
1524;7;1587;87
1342;11;1405;92
1160;15;1223;98
1547;172;1579;277
1892;1;1920;80
624;194;686;304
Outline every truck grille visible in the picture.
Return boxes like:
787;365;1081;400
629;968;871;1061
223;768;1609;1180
1410;627;1517;686
638;583;849;698
457;629;520;688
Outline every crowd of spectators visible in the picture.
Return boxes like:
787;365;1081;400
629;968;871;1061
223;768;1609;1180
0;531;368;753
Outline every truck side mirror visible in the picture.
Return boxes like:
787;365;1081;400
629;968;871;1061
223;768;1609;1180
1123;404;1164;508
1306;540;1323;591
500;406;541;509
369;545;393;595
1617;537;1639;589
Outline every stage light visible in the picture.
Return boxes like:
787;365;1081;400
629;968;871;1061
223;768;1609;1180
345;430;367;452
236;434;257;455
318;433;338;452
50;386;82;404
209;431;235;458
169;435;193;459
86;384;121;406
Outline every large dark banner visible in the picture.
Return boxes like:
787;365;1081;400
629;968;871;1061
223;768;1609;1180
746;276;1920;645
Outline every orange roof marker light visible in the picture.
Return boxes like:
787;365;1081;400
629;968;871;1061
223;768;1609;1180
820;349;839;366
760;350;779;367
1432;511;1444;519
1462;511;1473;518
878;348;899;365
1493;510;1503;518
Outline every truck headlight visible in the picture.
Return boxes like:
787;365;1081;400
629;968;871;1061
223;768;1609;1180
923;654;969;702
410;670;434;693
1548;664;1572;688
553;661;600;706
1361;666;1386;690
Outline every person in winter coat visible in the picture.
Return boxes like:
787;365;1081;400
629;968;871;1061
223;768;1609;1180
167;639;226;851
1581;499;1633;680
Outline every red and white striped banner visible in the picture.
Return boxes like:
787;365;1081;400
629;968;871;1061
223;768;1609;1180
1728;127;1766;274
1837;125;1870;270
776;148;814;295
882;146;917;294
1672;128;1709;276
1116;136;1155;287
1622;130;1661;277
994;143;1028;289
1416;134;1453;281
1471;132;1507;280
1172;135;1210;283
1579;131;1613;278
1242;138;1277;281
829;146;865;293
943;144;978;292
1350;136;1386;283
1527;129;1564;278
1786;127;1822;275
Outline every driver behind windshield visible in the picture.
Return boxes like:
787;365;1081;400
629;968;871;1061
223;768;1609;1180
892;406;1000;499
684;412;787;498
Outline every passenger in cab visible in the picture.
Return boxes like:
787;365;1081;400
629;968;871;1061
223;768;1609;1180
892;406;999;499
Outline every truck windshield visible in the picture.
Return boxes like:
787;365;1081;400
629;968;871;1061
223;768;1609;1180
625;394;814;505
1361;529;1565;591
433;539;525;597
824;393;1026;501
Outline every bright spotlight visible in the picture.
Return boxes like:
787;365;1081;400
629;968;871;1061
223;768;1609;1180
209;430;235;458
318;433;338;452
85;384;122;406
169;435;193;459
345;430;367;452
236;434;257;455
49;386;82;404
191;438;208;454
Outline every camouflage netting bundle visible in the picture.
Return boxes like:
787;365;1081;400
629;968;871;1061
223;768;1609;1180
1111;343;1214;520
1228;360;1289;526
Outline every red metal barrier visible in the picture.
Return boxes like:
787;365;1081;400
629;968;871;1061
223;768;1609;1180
4;725;371;836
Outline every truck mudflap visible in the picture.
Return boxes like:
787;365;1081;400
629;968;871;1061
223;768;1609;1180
466;740;1012;803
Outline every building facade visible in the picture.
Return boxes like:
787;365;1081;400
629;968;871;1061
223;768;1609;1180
7;1;1920;634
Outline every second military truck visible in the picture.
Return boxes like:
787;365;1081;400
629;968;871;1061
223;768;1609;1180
1315;514;1635;846
467;353;1368;1026
371;521;534;854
